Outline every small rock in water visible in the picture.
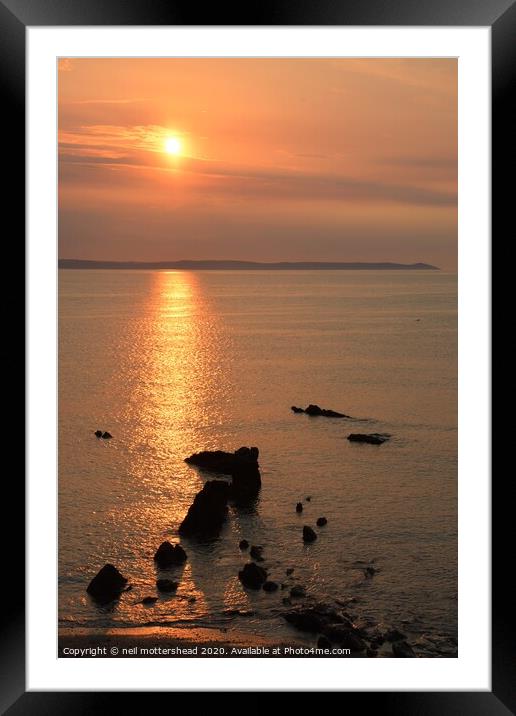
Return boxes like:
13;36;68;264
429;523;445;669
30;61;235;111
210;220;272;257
302;525;317;543
141;596;158;605
154;541;187;568
156;579;179;593
239;539;250;550
102;431;113;439
392;641;416;658
363;566;376;578
347;433;389;445
290;585;306;598
296;502;303;513
178;480;230;539
305;496;311;502
292;404;351;418
262;581;279;593
316;517;327;527
94;430;103;438
86;564;128;604
385;628;406;642
238;562;268;590
317;635;332;650
250;545;264;561
286;568;295;576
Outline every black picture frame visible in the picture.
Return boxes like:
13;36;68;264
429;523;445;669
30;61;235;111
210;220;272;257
4;0;508;710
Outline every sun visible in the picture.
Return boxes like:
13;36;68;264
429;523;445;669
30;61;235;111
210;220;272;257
164;136;182;156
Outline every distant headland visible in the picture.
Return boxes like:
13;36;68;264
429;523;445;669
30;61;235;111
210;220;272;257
59;259;439;271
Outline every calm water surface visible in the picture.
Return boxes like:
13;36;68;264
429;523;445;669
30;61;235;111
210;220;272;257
59;270;457;655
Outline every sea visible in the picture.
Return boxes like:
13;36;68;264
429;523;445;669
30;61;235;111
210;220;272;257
58;269;457;656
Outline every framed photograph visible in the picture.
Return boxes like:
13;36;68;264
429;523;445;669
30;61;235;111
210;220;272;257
5;0;509;708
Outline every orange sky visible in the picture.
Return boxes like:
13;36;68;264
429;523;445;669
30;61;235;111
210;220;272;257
58;58;457;269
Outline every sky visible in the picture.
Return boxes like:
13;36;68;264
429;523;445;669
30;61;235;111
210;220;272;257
58;58;457;269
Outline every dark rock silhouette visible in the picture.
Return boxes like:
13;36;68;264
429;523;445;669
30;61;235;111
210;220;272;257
102;431;113;439
141;596;158;605
306;496;311;502
385;628;406;642
153;541;187;568
156;578;178;592
94;430;103;438
363;566;376;578
284;604;350;633
262;581;279;592
316;517;327;527
286;568;295;576
347;433;390;445
238;562;268;589
250;545;264;562
322;624;366;651
303;525;317;543
317;635;332;650
290;585;306;598
86;564;128;604
185;446;261;502
239;539;250;550
392;641;416;657
296;502;303;513
178;480;230;538
291;404;351;418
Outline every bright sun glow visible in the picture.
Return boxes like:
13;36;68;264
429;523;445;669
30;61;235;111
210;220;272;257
165;137;182;155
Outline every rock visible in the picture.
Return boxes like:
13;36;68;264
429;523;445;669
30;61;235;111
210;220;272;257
322;624;366;652
238;562;268;589
141;596;158;605
94;430;103;438
302;525;317;543
239;539;250;550
317;635;332;650
366;648;378;658
86;564;128;604
284;604;350;633
262;581;279;592
178;480;230;538
185;447;261;502
280;583;286;590
153;541;187;568
282;597;292;606
286;568;295;576
392;641;416;658
292;404;351;418
316;517;327;527
305;496;311;502
347;433;390;445
296;502;303;513
363;566;376;578
250;545;264;561
385;628;406;642
290;585;306;598
156;578;179;592
102;431;112;439
185;447;258;474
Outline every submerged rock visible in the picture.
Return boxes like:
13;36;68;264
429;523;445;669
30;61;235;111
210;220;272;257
153;541;187;568
302;525;317;543
262;581;279;592
296;502;303;513
250;545;264;561
185;447;261;502
141;596;158;605
86;564;128;604
156;578;179;593
286;568;295;576
291;404;351;418
392;641;416;658
239;539;250;550
289;585;306;598
102;431;113;439
316;517;327;527
94;430;103;438
178;480;230;538
283;604;350;633
238;562;268;590
347;433;390;445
